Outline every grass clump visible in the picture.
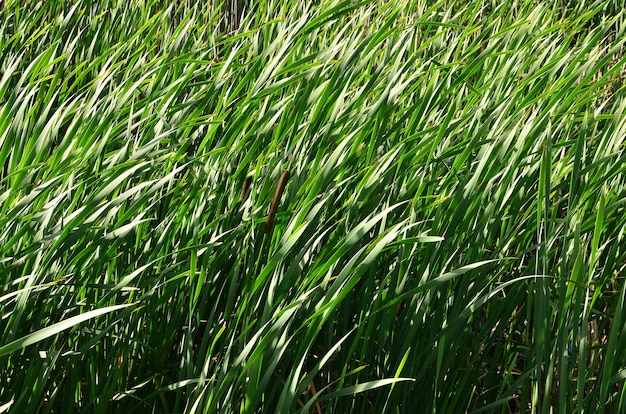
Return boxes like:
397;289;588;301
1;0;626;412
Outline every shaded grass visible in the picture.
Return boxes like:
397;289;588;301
1;0;626;412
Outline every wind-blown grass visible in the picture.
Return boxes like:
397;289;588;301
1;0;625;412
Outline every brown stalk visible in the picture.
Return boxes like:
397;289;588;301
239;176;252;203
265;169;290;234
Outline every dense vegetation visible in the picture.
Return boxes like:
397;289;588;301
1;0;625;412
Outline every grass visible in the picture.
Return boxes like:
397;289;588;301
1;0;625;412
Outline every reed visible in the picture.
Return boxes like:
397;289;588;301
1;0;625;413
